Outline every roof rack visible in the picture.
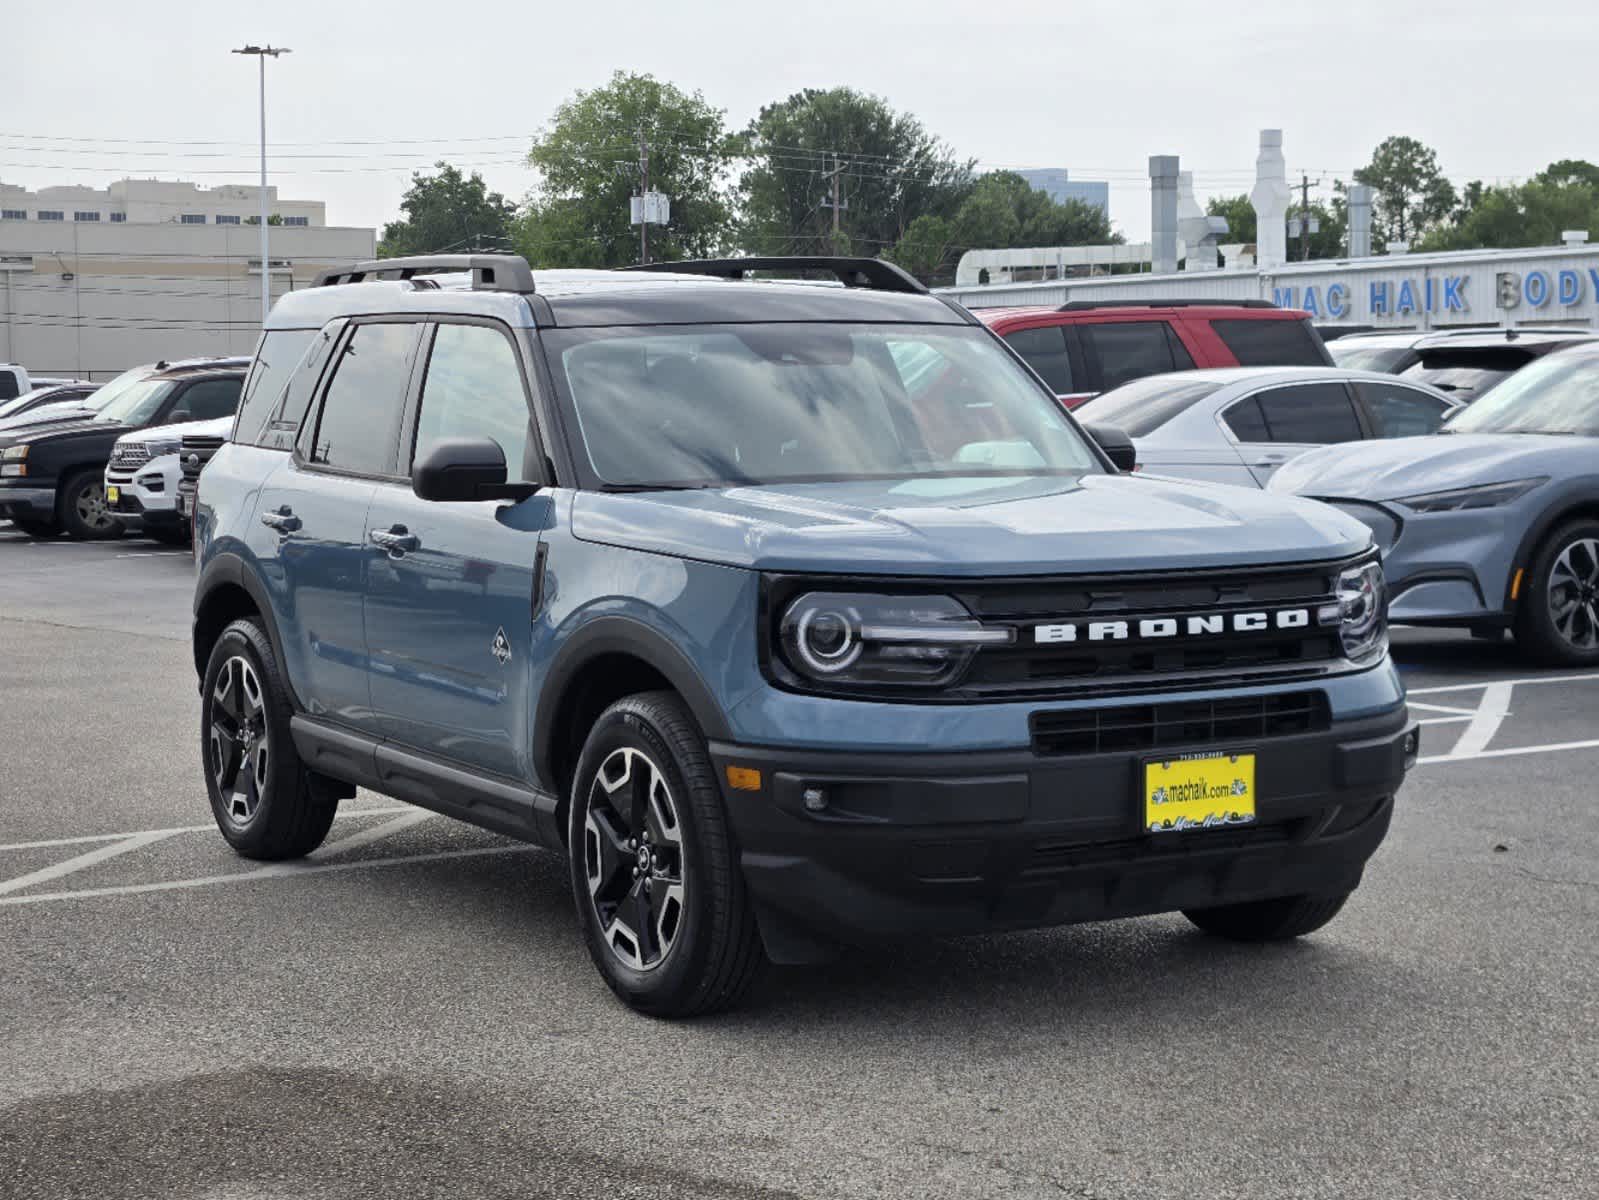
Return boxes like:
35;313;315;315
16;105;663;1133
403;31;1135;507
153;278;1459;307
623;256;927;295
313;253;536;294
1057;298;1278;312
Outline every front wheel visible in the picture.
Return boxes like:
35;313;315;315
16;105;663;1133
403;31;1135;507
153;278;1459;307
58;469;123;540
1183;891;1351;941
1516;520;1599;666
568;691;765;1017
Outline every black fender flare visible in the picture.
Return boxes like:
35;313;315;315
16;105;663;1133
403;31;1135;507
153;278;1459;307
192;550;301;707
1504;486;1599;609
532;614;733;789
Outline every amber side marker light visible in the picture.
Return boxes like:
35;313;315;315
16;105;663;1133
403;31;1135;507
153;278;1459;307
725;765;763;792
1511;567;1525;601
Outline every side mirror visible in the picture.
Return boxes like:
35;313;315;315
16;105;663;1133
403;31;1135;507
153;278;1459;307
1083;422;1137;472
412;436;537;502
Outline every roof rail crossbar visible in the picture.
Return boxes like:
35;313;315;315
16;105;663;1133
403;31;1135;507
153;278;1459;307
623;256;927;295
313;254;536;294
1057;298;1278;311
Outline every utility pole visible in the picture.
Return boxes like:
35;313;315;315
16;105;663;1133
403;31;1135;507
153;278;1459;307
638;128;650;266
232;44;291;327
821;156;847;254
1300;173;1312;261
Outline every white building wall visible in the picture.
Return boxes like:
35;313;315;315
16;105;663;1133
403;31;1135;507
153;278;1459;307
0;219;374;377
0;178;325;227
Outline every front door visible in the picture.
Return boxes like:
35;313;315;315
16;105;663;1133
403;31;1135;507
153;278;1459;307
364;320;550;784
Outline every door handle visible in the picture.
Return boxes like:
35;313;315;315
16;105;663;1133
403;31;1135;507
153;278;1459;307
369;524;420;554
259;506;301;533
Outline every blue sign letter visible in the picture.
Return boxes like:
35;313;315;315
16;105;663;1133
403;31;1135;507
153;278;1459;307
1326;283;1348;318
1396;279;1417;315
1301;285;1320;317
1272;287;1296;308
1558;269;1580;305
1370;280;1389;315
1525;270;1550;307
1443;276;1467;311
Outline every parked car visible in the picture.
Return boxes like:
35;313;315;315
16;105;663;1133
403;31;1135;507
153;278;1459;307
1331;328;1592;400
1081;367;1463;488
175;424;231;531
978;299;1332;409
106;414;236;544
1269;339;1599;664
0;383;98;423
191;252;1415;1016
0;361;244;539
0;357;248;436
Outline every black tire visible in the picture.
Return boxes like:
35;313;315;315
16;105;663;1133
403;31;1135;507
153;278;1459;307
1183;891;1351;941
12;518;59;539
1514;519;1599;667
201;617;338;861
57;469;123;540
568;691;765;1017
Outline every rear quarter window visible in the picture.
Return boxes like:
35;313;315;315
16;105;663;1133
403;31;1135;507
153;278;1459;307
1211;318;1331;367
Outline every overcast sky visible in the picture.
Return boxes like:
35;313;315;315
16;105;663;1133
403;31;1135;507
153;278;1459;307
10;0;1599;243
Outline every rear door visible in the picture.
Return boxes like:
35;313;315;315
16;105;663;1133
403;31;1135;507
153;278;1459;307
246;319;423;730
363;318;550;784
1223;381;1364;485
1077;320;1194;396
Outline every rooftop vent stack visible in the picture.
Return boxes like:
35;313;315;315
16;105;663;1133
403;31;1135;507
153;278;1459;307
1348;184;1374;258
1150;155;1180;275
1177;171;1219;271
1250;130;1289;270
1562;229;1590;247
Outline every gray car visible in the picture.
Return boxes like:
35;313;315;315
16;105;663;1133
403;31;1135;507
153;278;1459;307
1268;340;1599;664
1083;366;1462;488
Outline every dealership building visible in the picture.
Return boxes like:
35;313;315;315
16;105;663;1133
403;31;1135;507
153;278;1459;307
0;179;375;379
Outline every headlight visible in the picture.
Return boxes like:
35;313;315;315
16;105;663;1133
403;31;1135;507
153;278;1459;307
777;592;1011;689
1397;477;1546;512
1324;558;1387;662
1;444;29;461
0;463;25;478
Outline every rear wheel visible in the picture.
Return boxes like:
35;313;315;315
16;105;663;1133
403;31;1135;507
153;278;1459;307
568;691;765;1017
1515;520;1599;666
58;469;123;540
1183;891;1351;941
201;617;338;860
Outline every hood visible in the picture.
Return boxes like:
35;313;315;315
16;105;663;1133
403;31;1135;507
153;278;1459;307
1268;434;1592;502
118;415;234;449
0;418;126;450
571;473;1371;576
0;402;97;433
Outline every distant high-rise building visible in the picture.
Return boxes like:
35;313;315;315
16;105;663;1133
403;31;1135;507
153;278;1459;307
1017;168;1110;217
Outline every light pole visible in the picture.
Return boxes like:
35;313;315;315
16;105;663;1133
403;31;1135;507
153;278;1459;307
232;44;291;327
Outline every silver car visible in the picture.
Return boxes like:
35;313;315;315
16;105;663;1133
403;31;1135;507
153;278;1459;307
1269;340;1599;665
1082;367;1462;488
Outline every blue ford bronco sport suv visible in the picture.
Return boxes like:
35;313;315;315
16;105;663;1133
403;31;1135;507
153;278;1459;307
192;254;1417;1016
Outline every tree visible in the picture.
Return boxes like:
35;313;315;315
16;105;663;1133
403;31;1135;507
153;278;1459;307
1205;194;1256;245
885;214;958;284
1353;136;1457;247
514;72;736;268
954;171;1113;248
379;163;517;257
737;88;973;258
1419;160;1599;252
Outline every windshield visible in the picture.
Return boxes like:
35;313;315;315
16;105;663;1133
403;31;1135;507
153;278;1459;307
1446;350;1599;436
93;379;174;426
0;389;64;419
1331;343;1412;372
544;323;1103;488
1401;363;1512;398
1078;376;1225;437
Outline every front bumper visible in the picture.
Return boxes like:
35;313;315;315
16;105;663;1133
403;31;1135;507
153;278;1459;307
710;706;1415;956
0;486;58;520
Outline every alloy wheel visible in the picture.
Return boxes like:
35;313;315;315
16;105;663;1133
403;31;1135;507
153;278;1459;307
74;481;118;534
582;746;686;972
1548;537;1599;650
208;656;270;825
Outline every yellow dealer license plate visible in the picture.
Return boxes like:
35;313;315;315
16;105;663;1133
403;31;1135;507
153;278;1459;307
1144;752;1256;834
105;485;119;503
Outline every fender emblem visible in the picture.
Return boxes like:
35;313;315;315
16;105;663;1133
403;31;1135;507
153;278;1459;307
491;627;512;665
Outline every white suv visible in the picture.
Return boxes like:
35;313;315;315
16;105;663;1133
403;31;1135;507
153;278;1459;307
105;415;234;544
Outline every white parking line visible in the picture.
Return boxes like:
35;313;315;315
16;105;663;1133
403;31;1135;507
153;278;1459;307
1406;700;1482;717
1419;738;1599;766
1409;671;1599;695
0;805;417;854
314;809;433;856
1447;681;1515;759
0;830;177;897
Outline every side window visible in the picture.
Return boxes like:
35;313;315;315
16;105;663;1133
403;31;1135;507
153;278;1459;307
1081;322;1176;391
172;378;243;422
1211;318;1329;367
234;329;318;446
1356;381;1452;438
414;324;536;483
309;322;421;476
1223;395;1270;442
1255;383;1363;444
1002;325;1075;393
0;373;18;401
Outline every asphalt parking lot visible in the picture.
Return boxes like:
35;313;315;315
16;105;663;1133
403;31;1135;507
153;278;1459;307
0;525;1594;1200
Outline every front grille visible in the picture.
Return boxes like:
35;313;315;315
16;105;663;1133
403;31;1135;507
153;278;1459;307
1029;691;1331;756
179;435;225;481
1025;820;1298;876
109;443;150;470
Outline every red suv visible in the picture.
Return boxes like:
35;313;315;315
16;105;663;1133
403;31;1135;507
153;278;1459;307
978;300;1332;408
